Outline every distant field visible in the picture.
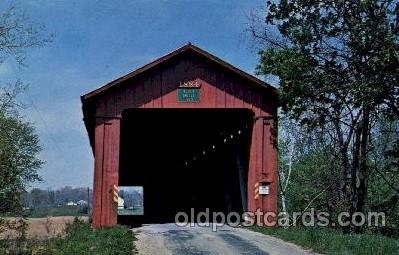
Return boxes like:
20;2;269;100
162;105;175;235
1;216;89;239
25;205;88;218
118;207;144;215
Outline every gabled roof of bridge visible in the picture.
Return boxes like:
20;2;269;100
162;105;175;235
81;43;276;102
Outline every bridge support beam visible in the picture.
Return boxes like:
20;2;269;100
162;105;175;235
92;118;120;228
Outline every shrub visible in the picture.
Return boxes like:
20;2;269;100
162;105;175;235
1;217;135;255
50;218;135;255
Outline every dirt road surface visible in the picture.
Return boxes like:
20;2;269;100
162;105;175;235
133;223;318;255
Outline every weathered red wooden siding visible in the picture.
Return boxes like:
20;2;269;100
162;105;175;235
88;50;277;228
91;118;120;228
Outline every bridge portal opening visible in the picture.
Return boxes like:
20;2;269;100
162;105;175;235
118;108;254;225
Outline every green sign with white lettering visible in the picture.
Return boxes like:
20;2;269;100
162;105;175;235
177;88;200;102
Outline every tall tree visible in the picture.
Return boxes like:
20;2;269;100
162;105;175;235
0;5;47;65
251;0;399;232
0;83;43;213
0;5;48;213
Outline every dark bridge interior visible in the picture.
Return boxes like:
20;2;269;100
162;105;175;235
118;108;254;225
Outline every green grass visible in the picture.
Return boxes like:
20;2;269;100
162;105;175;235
46;219;135;255
1;218;136;255
247;226;399;255
26;205;88;218
118;207;144;216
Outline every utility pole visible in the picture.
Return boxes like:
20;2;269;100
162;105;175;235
87;187;90;215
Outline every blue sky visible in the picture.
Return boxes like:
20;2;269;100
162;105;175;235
1;0;267;189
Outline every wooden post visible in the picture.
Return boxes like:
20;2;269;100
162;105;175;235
92;118;120;228
247;115;278;225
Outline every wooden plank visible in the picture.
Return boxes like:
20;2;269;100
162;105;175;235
224;77;235;108
100;122;110;226
92;121;104;228
152;73;163;108
130;83;138;108
115;88;124;116
136;80;145;108
214;69;225;108
233;79;245;108
107;119;120;225
98;119;120;227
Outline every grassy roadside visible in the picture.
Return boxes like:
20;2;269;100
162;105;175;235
1;218;136;255
247;226;399;255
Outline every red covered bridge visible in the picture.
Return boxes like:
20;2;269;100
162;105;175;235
81;43;278;228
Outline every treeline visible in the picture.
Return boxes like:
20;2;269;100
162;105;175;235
278;117;399;237
119;189;143;208
250;0;399;236
20;186;92;209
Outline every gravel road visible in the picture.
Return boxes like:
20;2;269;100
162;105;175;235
133;223;319;255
